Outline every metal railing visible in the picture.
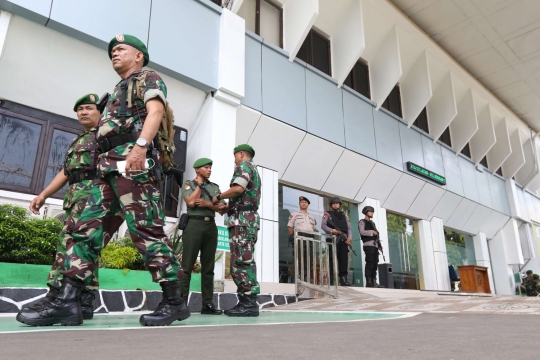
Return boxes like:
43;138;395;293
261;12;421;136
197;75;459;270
294;230;338;298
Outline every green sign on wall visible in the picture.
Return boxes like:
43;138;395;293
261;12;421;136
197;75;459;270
217;226;230;251
406;162;446;185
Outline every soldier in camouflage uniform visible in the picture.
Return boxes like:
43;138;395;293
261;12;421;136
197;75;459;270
69;34;188;327
212;144;261;317
17;94;124;326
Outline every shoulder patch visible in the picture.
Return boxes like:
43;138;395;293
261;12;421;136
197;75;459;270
289;215;293;220
323;213;328;218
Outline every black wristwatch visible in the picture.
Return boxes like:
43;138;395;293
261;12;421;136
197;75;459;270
198;182;205;189
216;194;221;201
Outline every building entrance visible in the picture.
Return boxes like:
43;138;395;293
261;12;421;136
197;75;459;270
387;213;420;289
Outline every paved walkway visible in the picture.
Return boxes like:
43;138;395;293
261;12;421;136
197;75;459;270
280;286;540;314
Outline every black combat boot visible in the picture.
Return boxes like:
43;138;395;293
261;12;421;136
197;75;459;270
201;303;223;315
339;276;351;286
16;277;84;326
365;277;374;287
21;287;61;311
139;281;191;326
80;290;95;320
225;295;259;317
372;278;385;288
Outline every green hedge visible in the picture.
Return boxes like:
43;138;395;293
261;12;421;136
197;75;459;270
0;204;62;265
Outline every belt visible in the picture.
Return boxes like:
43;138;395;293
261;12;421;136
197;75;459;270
68;171;96;185
188;215;215;222
227;205;257;216
98;131;141;153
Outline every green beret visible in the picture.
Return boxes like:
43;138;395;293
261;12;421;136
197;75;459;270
534;274;540;279
73;93;99;112
527;270;533;275
193;158;212;168
233;144;255;157
108;34;149;66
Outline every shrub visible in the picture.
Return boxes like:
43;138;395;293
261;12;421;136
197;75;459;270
0;204;62;265
99;237;145;272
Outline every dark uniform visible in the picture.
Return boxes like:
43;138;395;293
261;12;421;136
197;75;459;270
180;158;224;314
359;218;380;287
321;198;352;286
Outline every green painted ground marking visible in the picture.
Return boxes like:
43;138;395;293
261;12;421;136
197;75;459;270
0;311;411;334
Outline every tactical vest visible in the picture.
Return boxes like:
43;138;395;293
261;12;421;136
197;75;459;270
360;219;377;242
328;211;348;234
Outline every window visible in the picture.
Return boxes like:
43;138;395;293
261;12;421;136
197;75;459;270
0;102;82;198
480;156;488;168
381;86;402;118
344;61;370;99
412;108;429;133
387;213;420;290
444;229;476;278
297;29;331;76
237;0;283;47
496;167;503;177
439;126;452;147
460;143;471;158
210;0;222;5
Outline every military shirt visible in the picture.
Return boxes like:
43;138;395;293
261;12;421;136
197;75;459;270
96;70;167;175
62;129;98;210
228;160;261;229
181;180;222;217
287;211;317;232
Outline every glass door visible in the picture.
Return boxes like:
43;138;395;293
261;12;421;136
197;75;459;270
387;213;420;290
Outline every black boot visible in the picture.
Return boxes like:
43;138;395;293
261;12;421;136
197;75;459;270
16;277;84;326
80;290;95;320
365;277;374;287
372;278;385;288
139;281;191;326
201;303;223;315
339;276;351;286
22;287;61;311
225;295;259;317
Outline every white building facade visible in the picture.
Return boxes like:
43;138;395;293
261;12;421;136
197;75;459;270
1;0;540;295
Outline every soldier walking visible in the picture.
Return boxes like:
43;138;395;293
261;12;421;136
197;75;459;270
180;158;226;315
16;94;124;326
212;144;261;317
322;197;352;286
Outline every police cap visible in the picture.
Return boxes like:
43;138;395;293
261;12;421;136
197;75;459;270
108;34;150;66
299;196;310;205
329;197;342;205
527;270;533;275
193;158;212;168
233;144;255;157
362;206;375;215
73;93;99;112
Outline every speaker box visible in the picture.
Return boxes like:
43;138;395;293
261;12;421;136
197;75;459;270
172;126;187;173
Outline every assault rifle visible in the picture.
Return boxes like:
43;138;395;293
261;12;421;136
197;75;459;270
326;213;357;256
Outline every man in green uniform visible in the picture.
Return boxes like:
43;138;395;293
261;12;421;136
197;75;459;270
18;34;188;327
17;94;124;325
212;144;261;317
181;158;226;315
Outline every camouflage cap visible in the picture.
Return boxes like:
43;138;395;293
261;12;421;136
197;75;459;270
193;157;212;168
73;93;99;112
234;144;255;157
534;274;540;279
108;34;149;66
299;196;310;204
527;270;533;275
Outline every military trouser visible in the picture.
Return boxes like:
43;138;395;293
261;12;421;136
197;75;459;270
62;173;181;285
229;226;260;296
364;246;379;279
327;236;349;284
180;219;218;306
47;197;124;291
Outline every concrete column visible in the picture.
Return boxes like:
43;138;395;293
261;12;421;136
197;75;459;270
488;230;514;295
358;198;388;285
0;11;12;59
431;217;451;291
473;232;495;294
414;220;437;290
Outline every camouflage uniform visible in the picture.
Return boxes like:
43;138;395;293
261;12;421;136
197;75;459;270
524;278;540;297
61;70;181;285
47;129;124;291
227;160;261;296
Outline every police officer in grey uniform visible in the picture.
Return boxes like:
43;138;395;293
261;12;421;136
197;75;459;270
321;197;352;286
287;196;317;280
359;206;384;288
